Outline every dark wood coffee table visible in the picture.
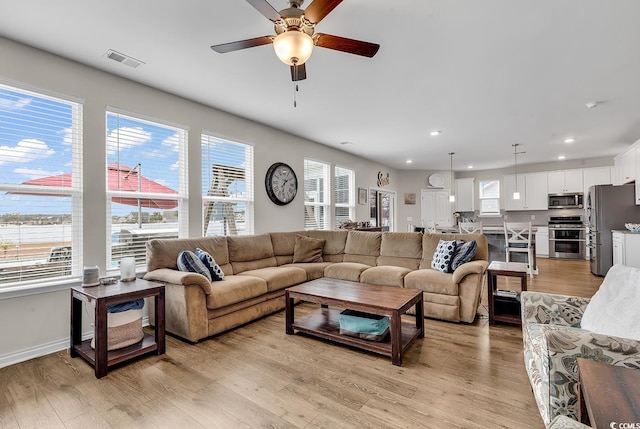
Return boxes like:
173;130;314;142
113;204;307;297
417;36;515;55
285;278;424;366
577;358;640;428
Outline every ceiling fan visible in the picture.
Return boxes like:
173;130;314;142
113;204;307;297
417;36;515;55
210;0;380;81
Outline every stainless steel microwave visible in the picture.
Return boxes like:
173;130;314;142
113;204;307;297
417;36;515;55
548;193;584;209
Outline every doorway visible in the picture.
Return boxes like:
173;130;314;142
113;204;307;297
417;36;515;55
369;188;396;231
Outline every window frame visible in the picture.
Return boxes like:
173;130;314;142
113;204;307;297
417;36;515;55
334;165;355;228
0;81;83;290
478;179;501;216
201;133;254;236
304;158;331;230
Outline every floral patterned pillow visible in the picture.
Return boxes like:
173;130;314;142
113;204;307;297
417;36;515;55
431;239;457;273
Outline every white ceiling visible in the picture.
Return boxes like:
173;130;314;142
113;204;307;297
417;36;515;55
1;0;640;172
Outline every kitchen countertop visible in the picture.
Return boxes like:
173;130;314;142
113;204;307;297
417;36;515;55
612;229;640;234
440;226;542;233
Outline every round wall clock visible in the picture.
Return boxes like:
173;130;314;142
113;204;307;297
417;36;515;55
265;162;298;205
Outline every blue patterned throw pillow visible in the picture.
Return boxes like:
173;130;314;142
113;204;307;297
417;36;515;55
451;239;478;271
195;248;225;281
177;250;212;281
431;239;457;273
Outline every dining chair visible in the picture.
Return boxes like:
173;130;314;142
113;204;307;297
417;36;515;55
423;220;437;233
503;221;535;278
459;221;483;234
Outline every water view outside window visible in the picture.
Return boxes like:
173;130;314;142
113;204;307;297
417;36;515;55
201;134;254;236
0;83;82;287
106;111;187;268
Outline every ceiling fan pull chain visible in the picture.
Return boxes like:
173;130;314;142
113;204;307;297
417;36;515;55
293;83;299;107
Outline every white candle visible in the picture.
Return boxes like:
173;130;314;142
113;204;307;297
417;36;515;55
120;257;136;281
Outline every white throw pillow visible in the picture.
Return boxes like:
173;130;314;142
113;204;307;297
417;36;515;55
581;264;640;341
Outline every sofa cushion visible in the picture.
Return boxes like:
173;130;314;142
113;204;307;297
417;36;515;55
581;264;640;341
237;266;307;292
177;250;212;281
293;235;325;263
205;275;268;309
431;240;457;273
324;262;372;282
228;233;277;273
377;232;422;270
284;262;334;281
343;230;381;266
146;236;231;274
451;240;478;271
419;233;487;269
306;229;348;260
270;231;301;259
360;266;411;288
195;248;225;281
404;269;458;295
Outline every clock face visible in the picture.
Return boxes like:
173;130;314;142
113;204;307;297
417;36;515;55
265;162;298;205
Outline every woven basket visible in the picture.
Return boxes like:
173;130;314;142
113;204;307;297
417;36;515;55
90;309;144;351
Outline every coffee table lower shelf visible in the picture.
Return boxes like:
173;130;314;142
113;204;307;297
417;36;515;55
291;307;420;358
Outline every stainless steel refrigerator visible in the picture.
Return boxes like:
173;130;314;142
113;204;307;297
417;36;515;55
587;183;640;276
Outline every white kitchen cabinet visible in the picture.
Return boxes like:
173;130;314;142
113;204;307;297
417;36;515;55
547;169;583;193
612;231;640;269
455;178;475;212
503;172;548;211
636;145;640;205
535;226;549;258
583;166;612;195
421;189;453;228
614;147;636;185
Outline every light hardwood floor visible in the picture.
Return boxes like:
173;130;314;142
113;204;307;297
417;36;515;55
0;258;603;429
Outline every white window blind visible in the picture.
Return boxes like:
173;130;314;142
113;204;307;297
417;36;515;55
201;134;254;236
304;159;330;230
334;166;354;228
106;111;187;270
479;180;500;215
0;83;83;287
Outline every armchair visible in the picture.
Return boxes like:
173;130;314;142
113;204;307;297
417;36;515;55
521;290;640;427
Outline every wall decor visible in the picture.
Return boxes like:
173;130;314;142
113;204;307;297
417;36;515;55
265;162;298;205
404;192;416;205
377;171;390;187
358;188;368;205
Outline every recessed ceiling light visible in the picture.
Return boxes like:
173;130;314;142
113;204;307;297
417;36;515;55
585;101;600;109
558;155;566;160
406;159;413;164
564;138;575;143
430;130;441;137
467;165;473;169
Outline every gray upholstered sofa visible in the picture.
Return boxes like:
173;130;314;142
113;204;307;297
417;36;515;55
144;230;488;343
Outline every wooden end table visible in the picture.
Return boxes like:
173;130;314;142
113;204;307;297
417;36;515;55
487;261;528;325
285;278;424;366
577;358;640;428
70;279;165;378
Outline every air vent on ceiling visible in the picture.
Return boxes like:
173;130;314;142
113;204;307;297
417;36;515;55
104;49;145;68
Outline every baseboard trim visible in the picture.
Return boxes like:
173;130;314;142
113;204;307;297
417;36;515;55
0;316;150;369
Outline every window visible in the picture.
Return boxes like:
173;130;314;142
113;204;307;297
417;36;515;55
201;134;254;236
0;83;82;287
304;159;330;230
479;180;500;215
106;110;187;269
334;166;354;228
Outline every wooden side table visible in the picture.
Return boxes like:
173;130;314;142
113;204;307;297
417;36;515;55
70;279;165;378
486;261;528;325
577;358;640;428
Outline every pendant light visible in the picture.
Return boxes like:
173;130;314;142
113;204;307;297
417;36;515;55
448;152;455;203
512;144;521;200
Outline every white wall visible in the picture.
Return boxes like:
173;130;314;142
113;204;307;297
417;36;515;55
0;36;397;367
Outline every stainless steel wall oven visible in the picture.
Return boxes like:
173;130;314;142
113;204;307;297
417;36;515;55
548;216;586;259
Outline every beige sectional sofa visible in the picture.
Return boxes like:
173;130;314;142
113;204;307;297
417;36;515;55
144;230;488;343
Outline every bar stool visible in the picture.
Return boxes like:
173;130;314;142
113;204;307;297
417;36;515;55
503;222;535;278
459;222;483;234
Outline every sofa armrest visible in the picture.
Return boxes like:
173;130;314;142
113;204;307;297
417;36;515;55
144;268;212;295
540;324;640;422
451;260;488;284
521;291;589;327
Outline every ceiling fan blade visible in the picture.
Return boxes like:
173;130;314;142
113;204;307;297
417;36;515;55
210;36;273;53
290;63;307;81
314;33;380;57
245;0;281;22
304;0;343;24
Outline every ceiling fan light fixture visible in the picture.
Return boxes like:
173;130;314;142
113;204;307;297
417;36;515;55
273;30;314;66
